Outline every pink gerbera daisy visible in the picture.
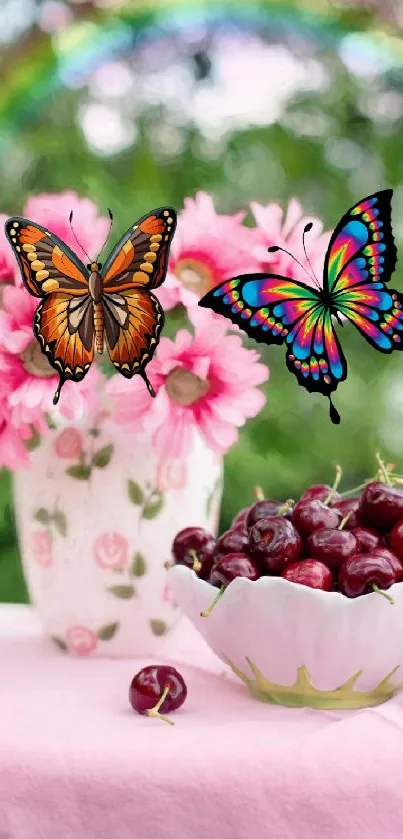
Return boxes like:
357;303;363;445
157;191;260;311
250;198;331;288
22;191;111;264
107;308;268;459
0;285;100;427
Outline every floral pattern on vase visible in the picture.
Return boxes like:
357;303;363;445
13;420;223;657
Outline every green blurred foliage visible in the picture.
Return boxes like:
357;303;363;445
1;0;403;601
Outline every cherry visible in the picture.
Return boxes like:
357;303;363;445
306;527;358;570
171;526;215;579
359;481;403;530
299;484;341;506
387;519;403;559
248;516;303;572
338;553;396;602
231;507;251;531
214;528;250;561
246;499;291;530
129;665;187;725
352;527;383;554
201;552;260;617
282;559;333;591
373;548;403;582
334;498;360;530
291;499;341;537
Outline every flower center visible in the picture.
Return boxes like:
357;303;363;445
165;367;209;406
175;259;213;297
21;339;55;379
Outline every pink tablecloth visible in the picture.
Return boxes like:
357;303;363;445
1;605;403;839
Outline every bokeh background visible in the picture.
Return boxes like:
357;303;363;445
1;0;403;602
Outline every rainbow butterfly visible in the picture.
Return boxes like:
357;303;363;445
199;190;402;424
5;207;176;405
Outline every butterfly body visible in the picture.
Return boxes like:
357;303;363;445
5;208;176;405
199;190;403;423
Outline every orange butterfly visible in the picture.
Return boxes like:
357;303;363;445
5;207;177;405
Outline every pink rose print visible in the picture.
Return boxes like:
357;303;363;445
54;428;83;460
66;625;98;656
31;530;53;567
94;532;129;570
156;457;188;492
162;582;177;605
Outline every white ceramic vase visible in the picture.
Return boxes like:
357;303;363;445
13;420;223;657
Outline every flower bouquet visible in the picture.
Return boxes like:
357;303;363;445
0;189;327;656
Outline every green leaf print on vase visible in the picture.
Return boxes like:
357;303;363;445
13;425;223;657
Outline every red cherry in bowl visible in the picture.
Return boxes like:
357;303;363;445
306;527;358;570
248;516;303;572
214;528;250;561
359;481;403;530
171;526;215;579
299;483;341;506
291;499;341;537
201;553;260;617
351;527;383;554
338;553;396;601
334;498;360;530
282;559;333;591
387;519;403;559
373;548;403;582
129;665;187;725
246;499;291;530
231;506;251;531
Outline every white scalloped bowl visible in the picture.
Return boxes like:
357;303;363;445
168;565;403;709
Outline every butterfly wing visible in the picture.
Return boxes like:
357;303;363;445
100;208;176;393
102;289;164;393
199;274;347;400
324;190;396;297
325;191;403;352
101;207;176;293
5;217;94;403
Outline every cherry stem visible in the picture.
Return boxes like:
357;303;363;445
200;585;225;618
276;499;294;516
376;453;391;486
188;549;202;573
339;478;374;498
338;510;352;530
324;464;342;505
372;584;395;605
145;685;175;725
254;486;264;501
164;560;172;570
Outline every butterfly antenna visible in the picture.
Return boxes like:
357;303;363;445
69;211;91;263
267;243;321;290
96;209;114;262
302;223;321;290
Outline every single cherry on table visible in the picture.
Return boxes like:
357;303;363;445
129;665;187;725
